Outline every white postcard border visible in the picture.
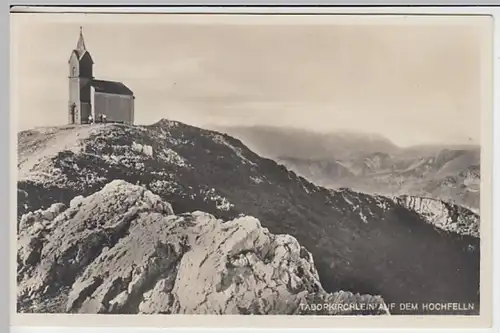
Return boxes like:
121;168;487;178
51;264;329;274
7;5;498;331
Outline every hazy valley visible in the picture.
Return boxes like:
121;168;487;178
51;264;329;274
217;125;480;212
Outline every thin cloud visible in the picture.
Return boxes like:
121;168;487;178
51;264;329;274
11;15;485;147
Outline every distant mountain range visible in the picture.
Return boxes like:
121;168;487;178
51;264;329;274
216;125;480;211
17;120;480;315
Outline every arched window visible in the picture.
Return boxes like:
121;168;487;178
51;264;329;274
72;67;76;76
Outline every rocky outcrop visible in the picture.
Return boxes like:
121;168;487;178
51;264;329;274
393;195;479;237
17;179;387;315
16;121;480;315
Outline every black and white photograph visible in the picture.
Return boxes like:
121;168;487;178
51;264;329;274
10;10;493;324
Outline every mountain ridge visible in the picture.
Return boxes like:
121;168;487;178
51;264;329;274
17;120;480;315
216;125;480;210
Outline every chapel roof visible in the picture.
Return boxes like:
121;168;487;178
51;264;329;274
91;79;134;96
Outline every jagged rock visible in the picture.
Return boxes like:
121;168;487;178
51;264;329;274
132;141;153;157
17;180;174;310
16;121;481;315
17;180;387;315
394;195;479;237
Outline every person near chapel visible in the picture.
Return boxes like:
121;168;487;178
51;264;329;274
67;27;135;126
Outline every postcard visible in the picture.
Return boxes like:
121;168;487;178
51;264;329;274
9;7;494;329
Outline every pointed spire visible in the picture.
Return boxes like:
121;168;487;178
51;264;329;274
76;26;87;57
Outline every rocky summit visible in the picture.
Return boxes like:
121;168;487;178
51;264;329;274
17;120;480;315
18;180;387;315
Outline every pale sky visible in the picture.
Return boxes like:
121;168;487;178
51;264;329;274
11;13;490;146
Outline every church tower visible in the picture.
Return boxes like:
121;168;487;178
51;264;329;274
68;27;94;124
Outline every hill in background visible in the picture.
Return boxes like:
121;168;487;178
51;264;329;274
217;125;480;211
